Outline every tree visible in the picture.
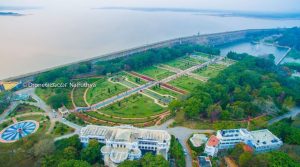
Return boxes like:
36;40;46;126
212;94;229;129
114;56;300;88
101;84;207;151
80;139;102;164
55;135;82;151
140;153;169;167
47;93;68;109
33;138;55;158
63;146;78;160
238;152;252;167
58;159;91;167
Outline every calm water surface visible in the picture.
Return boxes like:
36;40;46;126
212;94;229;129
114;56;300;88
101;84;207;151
220;42;289;64
0;3;300;79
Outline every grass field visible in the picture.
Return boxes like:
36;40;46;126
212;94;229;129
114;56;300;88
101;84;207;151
138;66;175;80
72;78;100;107
164;58;197;70
86;78;128;105
118;72;148;85
99;93;165;118
150;85;182;98
183;56;206;64
168;75;203;92
193;64;226;78
8;104;44;117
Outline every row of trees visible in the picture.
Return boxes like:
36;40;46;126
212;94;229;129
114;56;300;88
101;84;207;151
268;117;300;145
169;135;186;167
119;153;169;167
0;91;12;114
94;44;220;75
170;52;300;121
228;143;299;167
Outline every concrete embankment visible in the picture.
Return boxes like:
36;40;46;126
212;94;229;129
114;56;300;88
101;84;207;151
3;28;278;82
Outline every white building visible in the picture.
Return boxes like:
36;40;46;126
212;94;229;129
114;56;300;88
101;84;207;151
216;128;252;149
247;129;283;153
204;129;282;156
80;125;171;166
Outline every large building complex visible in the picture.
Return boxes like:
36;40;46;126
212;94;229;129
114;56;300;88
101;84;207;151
80;125;171;166
204;128;282;156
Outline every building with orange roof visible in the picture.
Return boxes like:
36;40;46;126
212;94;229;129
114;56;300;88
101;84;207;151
204;135;219;156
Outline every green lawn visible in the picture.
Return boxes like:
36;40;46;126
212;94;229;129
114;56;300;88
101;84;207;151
150;85;182;98
138;66;175;80
183;56;206;64
72;78;100;107
8;104;44;117
99;94;165;118
164;58;197;70
193;64;226;78
86;78;128;105
118;72;148;85
168;75;203;92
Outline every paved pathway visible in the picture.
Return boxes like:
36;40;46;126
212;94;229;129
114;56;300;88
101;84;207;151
148;119;215;167
76;56;225;112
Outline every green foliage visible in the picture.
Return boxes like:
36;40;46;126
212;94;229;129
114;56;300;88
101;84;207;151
268;118;300;145
180;53;300;121
283;62;300;72
170;135;186;167
58;159;91;167
80;139;102;164
277;27;300;50
95;44;220;75
47;93;69;109
119;153;169;167
0;91;12;114
229;144;299;167
54;135;82;151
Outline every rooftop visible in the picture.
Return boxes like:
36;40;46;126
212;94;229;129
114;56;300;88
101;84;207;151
249;129;282;147
217;128;251;138
207;135;219;147
198;156;212;167
80;125;171;143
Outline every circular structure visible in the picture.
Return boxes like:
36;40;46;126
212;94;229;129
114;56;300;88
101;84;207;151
0;120;39;143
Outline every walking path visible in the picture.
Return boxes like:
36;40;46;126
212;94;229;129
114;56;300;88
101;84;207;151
75;56;225;112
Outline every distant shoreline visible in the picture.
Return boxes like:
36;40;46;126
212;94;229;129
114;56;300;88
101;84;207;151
96;7;300;20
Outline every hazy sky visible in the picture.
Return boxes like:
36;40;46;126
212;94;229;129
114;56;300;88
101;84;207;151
1;0;300;13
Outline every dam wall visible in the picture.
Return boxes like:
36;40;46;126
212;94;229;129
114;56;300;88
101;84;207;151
3;28;277;82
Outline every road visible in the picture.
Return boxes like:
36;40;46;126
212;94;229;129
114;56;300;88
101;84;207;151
268;107;300;125
148;119;215;167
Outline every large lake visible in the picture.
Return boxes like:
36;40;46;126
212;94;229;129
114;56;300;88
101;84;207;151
0;5;300;79
219;42;289;64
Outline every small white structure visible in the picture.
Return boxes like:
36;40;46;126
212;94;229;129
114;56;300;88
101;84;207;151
58;106;69;117
204;129;282;157
204;135;219;157
80;125;171;166
190;134;208;147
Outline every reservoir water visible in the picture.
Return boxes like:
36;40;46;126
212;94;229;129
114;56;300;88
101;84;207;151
0;0;300;79
219;42;289;64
